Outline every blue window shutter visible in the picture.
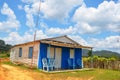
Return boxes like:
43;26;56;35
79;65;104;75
29;47;33;58
19;48;22;57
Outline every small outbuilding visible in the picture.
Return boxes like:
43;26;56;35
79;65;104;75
10;35;92;71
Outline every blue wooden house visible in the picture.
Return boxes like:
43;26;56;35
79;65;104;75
10;35;92;71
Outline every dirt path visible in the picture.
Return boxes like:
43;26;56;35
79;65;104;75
0;64;55;80
0;64;94;80
0;64;34;80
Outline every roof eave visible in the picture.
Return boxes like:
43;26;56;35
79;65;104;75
40;40;93;49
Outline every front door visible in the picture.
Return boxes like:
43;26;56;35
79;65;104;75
55;48;62;69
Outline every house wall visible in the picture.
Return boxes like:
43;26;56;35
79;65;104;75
38;43;82;69
61;48;82;69
10;42;40;66
75;48;82;67
38;43;48;69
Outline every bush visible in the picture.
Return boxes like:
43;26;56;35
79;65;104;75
83;56;116;62
108;57;116;61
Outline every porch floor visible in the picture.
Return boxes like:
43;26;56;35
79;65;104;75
41;68;93;73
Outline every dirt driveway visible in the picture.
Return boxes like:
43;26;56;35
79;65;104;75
0;64;94;80
0;64;35;80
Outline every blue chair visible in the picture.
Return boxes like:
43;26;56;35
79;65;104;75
48;58;55;71
77;59;82;69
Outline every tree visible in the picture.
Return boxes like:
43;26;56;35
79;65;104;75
0;40;5;45
87;50;92;57
0;40;5;52
0;39;12;53
87;50;93;68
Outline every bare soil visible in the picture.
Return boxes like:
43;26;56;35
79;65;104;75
0;57;94;80
0;64;94;80
0;64;34;80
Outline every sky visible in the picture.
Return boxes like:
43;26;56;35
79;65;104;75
0;0;120;53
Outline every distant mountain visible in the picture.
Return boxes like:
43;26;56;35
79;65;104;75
82;49;120;58
93;50;120;58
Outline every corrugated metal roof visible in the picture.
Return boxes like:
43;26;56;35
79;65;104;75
41;35;80;45
12;35;93;49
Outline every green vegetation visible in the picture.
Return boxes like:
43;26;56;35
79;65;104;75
87;50;92;57
0;39;12;58
83;55;116;62
93;50;120;60
61;69;120;80
82;49;120;60
87;50;93;68
93;69;120;80
2;61;16;66
0;52;10;58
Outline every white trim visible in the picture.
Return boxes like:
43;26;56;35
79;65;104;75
37;44;40;68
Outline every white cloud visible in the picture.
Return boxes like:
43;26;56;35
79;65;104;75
21;0;39;4
24;5;35;28
0;3;20;32
2;30;47;45
89;35;120;53
18;5;23;10
26;13;35;28
39;21;48;30
46;26;75;35
38;1;120;35
1;3;16;19
41;0;83;21
75;22;100;34
73;1;120;33
69;35;88;46
22;0;83;28
68;35;120;53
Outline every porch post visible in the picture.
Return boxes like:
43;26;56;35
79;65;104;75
48;44;51;59
82;48;84;68
47;44;51;71
73;46;75;69
91;48;93;68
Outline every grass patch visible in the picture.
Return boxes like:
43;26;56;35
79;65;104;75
47;69;120;80
2;61;16;66
93;69;120;80
0;53;9;58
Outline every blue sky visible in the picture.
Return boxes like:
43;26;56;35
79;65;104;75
0;0;120;53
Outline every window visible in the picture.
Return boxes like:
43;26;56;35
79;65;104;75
70;49;74;58
28;47;33;59
19;48;22;57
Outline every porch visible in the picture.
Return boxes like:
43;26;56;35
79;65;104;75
37;35;92;72
41;57;84;72
38;43;84;72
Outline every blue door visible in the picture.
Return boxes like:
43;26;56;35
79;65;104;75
29;47;33;58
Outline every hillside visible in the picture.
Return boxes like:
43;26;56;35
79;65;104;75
82;49;120;58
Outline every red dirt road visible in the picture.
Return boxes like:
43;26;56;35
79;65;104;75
0;64;94;80
0;64;34;80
